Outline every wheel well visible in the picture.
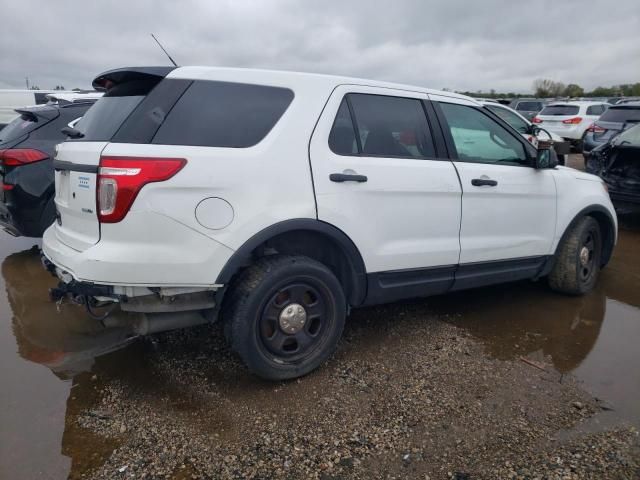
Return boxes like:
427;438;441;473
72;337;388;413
216;221;367;306
256;230;362;304
587;211;615;267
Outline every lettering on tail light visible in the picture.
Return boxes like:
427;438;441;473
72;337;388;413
97;156;186;223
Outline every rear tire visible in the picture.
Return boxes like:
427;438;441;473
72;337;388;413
549;216;602;295
222;255;346;380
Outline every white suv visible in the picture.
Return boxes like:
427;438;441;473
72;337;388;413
533;101;609;148
42;66;617;380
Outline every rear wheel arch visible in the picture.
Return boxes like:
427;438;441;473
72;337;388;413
216;219;367;306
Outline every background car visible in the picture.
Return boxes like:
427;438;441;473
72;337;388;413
0;97;100;237
508;98;546;121
533;101;609;150
583;101;640;156
585;123;640;214
480;100;571;164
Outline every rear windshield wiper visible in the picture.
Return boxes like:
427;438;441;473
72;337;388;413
61;126;84;139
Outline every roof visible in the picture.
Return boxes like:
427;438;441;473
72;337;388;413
547;100;608;106
165;65;479;105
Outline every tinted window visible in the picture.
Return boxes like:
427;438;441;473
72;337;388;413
586;105;606;116
515;101;542;111
34;93;49;105
329;99;358;155
0;113;49;144
539;105;580;116
347;93;435;158
74;96;145;141
486;105;529;134
152;81;294;148
439;103;528;166
72;77;167;142
599;107;640;123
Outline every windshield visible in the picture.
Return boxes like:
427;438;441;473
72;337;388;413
599;107;640;124
539;105;580;116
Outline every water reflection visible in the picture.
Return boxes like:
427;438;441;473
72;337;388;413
3;249;138;379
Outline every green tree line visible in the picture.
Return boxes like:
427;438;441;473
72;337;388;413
458;79;640;99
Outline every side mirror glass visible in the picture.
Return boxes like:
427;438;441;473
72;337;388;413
535;141;558;169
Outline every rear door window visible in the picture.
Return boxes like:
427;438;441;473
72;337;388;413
152;81;294;148
329;99;358;155
539;105;580;116
334;93;435;158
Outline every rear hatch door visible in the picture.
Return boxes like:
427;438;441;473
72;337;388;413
52;67;175;251
1;107;58;201
536;104;581;130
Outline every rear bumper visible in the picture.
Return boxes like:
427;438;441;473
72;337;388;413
42;210;235;287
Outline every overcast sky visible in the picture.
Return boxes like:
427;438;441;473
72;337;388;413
1;0;638;93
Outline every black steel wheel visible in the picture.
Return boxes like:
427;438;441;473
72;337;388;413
222;255;346;380
549;216;602;295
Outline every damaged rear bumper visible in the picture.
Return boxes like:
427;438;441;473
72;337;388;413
41;251;218;314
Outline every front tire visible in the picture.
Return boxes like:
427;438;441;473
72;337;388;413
222;255;346;380
549;216;602;295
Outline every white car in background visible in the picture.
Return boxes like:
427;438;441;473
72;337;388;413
480;100;571;164
533;101;609;149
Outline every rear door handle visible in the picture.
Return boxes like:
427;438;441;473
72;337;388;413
471;178;498;187
330;173;368;183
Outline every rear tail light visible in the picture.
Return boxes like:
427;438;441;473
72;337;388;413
562;117;583;125
532;117;543;124
587;123;606;133
0;148;48;166
97;156;186;223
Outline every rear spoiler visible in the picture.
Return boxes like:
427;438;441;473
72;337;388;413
92;66;176;91
14;106;59;122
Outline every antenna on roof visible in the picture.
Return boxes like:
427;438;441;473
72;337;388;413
150;33;178;67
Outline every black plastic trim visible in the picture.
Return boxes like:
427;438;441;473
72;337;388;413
215;219;368;305
363;265;456;306
53;160;98;173
451;256;548;291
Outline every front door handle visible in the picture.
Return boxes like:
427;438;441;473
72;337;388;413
471;178;498;187
330;173;368;183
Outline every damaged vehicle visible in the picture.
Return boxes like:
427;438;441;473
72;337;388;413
586;123;640;214
42;66;617;380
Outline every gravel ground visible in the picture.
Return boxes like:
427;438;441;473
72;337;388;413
72;301;639;479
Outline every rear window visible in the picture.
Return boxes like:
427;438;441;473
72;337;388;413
599;107;640;123
539;105;580;116
152;81;294;148
73;78;163;142
0;114;43;143
515;101;542;111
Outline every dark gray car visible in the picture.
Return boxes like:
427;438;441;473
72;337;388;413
582;102;640;155
508;98;545;121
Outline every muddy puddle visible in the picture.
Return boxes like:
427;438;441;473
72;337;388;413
0;217;638;478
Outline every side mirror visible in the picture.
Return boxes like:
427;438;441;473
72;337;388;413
535;140;558;169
